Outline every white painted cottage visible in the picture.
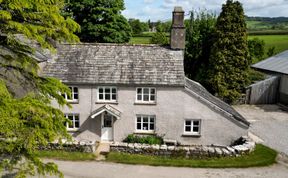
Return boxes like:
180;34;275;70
42;7;249;145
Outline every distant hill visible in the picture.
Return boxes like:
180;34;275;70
246;16;288;31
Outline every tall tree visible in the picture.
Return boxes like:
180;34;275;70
65;0;132;43
206;0;250;103
0;0;79;177
184;11;216;80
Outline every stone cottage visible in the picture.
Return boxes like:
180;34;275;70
42;7;249;146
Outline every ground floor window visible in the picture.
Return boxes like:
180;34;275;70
136;115;155;131
184;119;201;135
65;114;80;130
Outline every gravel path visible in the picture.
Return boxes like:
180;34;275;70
234;105;288;155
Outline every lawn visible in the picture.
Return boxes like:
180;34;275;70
35;150;96;161
106;144;277;168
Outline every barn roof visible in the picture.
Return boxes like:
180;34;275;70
42;43;185;86
252;50;288;75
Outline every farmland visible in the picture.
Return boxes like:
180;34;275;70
130;34;288;57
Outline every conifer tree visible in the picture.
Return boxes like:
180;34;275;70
0;0;80;177
206;0;250;103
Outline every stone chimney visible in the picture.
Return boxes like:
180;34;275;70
170;6;185;50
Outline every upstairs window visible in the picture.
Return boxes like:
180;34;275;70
136;87;156;103
184;119;201;135
136;115;155;131
98;87;117;102
65;114;80;130
62;86;78;102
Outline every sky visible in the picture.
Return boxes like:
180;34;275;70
123;0;288;21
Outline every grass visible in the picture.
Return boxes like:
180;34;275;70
129;36;151;44
35;150;96;161
248;35;288;55
106;144;277;168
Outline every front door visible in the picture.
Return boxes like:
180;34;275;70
101;113;113;141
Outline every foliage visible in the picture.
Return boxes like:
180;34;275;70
129;19;149;35
155;20;172;33
64;0;132;43
248;38;265;63
247;69;265;85
107;144;277;168
150;32;169;45
0;0;79;177
35;150;96;161
205;0;250;103
184;10;216;80
267;46;276;57
123;134;163;145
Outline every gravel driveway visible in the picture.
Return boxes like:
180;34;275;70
234;104;288;155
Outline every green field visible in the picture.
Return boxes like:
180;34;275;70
129;36;151;44
248;35;288;55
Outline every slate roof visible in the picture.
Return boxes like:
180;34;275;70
42;43;185;86
252;50;288;75
185;78;250;127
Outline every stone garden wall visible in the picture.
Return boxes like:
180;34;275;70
110;137;255;158
39;141;96;153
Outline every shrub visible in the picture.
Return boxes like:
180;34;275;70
123;134;163;145
150;32;169;45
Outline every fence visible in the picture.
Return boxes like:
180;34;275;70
246;76;280;104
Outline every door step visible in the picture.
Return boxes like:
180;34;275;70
95;142;111;159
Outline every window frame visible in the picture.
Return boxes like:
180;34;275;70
135;115;156;133
62;86;79;102
135;87;156;104
183;119;201;135
97;86;118;103
64;113;80;131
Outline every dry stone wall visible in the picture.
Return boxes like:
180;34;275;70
110;137;255;158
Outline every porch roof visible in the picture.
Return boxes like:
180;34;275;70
90;104;121;119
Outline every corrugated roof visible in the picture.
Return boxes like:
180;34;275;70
252;50;288;75
42;43;185;86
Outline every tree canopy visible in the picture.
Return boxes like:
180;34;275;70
64;0;132;43
0;0;79;177
184;11;216;80
206;0;250;103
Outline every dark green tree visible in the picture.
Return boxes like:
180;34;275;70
184;11;216;80
65;0;132;43
206;0;250;103
129;19;148;35
150;32;169;45
248;38;265;63
0;0;79;177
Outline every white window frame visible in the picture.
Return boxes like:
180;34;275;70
97;86;117;102
63;86;79;102
135;115;155;133
184;119;201;135
65;114;80;131
135;87;156;103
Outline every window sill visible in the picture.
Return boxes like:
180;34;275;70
134;131;155;135
67;100;79;104
182;133;201;137
134;102;156;105
96;101;118;105
67;129;80;132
